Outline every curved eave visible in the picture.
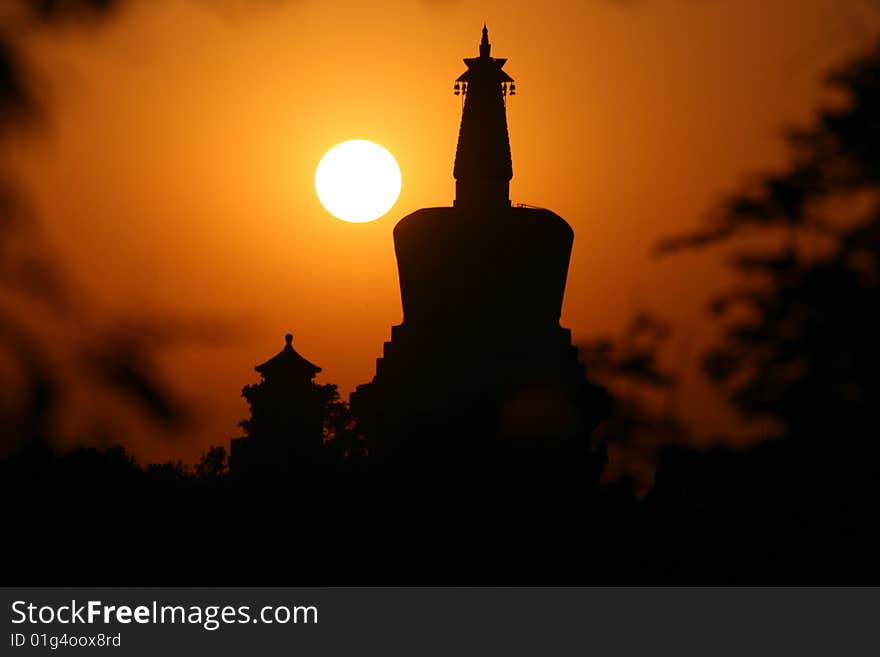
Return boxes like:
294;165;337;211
255;353;322;377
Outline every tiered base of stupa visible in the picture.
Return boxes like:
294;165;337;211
351;320;609;472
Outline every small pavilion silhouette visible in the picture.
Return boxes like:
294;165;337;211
230;333;328;476
351;27;609;473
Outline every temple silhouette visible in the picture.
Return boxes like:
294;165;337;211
230;333;331;476
351;27;609;472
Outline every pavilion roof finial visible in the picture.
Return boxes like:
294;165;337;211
254;332;321;379
480;24;491;58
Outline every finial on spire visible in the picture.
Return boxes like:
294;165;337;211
284;333;293;347
480;24;491;58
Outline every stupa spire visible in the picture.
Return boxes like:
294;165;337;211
453;25;514;211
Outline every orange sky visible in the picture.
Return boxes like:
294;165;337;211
6;0;880;464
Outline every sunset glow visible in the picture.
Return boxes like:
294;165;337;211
4;0;878;469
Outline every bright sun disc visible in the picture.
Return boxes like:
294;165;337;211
315;140;402;223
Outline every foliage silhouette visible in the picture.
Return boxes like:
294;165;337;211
195;445;229;480
0;1;200;457
660;39;880;457
645;36;880;581
578;312;689;493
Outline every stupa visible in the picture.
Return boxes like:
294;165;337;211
351;27;609;471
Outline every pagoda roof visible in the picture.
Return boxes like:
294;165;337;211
255;333;321;379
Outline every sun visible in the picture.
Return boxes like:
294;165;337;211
315;140;402;223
